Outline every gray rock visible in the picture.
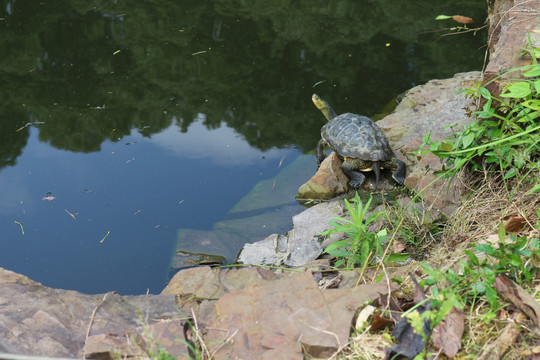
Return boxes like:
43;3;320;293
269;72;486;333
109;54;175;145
236;234;285;266
285;240;324;267
237;198;346;266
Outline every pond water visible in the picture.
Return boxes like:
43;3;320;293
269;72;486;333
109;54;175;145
0;0;486;294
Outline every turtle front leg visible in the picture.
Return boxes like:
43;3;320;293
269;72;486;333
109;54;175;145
342;168;366;189
391;159;406;186
316;138;327;166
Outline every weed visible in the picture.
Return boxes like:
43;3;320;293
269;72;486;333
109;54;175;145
407;219;540;356
383;198;444;258
321;192;387;269
416;34;540;188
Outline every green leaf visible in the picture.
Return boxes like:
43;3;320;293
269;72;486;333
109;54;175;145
503;168;517;179
376;228;388;238
464;250;479;265
474;244;497;256
334;259;345;268
522;99;540;110
507;253;523;267
484;286;499;310
440;141;454;152
534;79;540;93
461;132;475;148
523;66;540;77
501;82;531;98
386;253;411;263
471;281;486;293
478;86;491;99
435;15;453;20
325;249;350;257
328;238;352;248
526;183;540;194
498;222;506;242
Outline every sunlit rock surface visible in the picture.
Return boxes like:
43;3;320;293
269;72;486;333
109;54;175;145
0;266;396;360
296;152;349;200
378;71;481;215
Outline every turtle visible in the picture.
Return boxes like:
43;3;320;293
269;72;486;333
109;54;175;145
312;93;406;190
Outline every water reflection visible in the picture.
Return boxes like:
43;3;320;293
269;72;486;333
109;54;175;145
153;117;287;165
0;123;299;294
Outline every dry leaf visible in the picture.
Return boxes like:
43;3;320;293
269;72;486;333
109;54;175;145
478;312;527;360
411;273;427;304
379;293;403;324
432;307;464;358
370;313;394;332
393;239;406;253
503;216;529;233
452;15;474;24
385;303;430;360
495;275;540;326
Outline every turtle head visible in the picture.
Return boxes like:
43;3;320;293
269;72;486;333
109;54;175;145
312;93;337;121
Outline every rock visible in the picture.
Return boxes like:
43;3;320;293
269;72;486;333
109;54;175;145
285;238;324;267
484;0;540;96
377;71;481;216
205;271;398;359
231;154;315;213
236;234;288;266
0;267;188;359
171;250;227;269
296;152;349;200
237;197;346;266
288;196;347;249
162;266;227;299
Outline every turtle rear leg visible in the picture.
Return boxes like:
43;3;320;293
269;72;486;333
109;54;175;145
391;159;406;185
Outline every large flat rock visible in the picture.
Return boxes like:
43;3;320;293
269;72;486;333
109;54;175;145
377;71;481;215
0;267;186;359
0;265;397;360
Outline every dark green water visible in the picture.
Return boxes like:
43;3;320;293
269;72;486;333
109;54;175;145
0;1;486;294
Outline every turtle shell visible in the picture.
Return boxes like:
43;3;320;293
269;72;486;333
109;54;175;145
321;113;394;162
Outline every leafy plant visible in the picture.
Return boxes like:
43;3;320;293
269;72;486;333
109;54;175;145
148;346;178;360
416;34;540;184
321;192;387;269
473;223;540;284
413;220;540;339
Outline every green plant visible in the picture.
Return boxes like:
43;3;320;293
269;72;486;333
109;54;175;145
410;219;540;346
148;346;178;360
473;223;540;284
321;192;387;269
416;34;540;185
